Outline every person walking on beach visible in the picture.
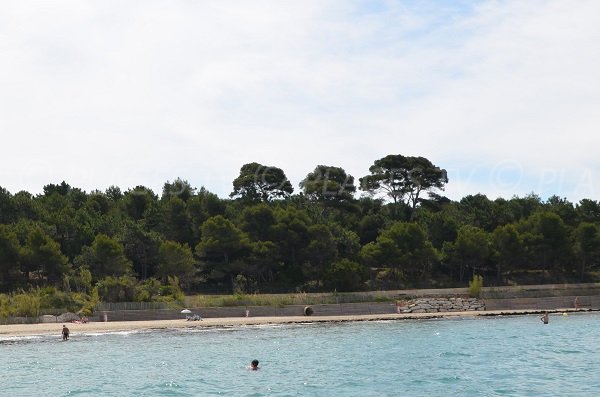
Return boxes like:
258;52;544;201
248;360;260;370
62;325;70;340
540;312;549;325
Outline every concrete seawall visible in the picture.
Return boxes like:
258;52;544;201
95;294;599;322
97;302;400;322
484;295;600;311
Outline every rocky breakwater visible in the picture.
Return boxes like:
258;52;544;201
399;297;485;313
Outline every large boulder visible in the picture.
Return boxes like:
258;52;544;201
57;312;80;322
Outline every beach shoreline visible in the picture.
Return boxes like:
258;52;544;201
1;308;594;338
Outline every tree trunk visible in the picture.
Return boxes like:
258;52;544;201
580;255;587;279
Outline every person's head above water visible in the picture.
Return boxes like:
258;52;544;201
250;360;259;369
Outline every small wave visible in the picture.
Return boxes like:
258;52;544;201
494;388;517;395
80;329;150;338
0;335;44;345
175;322;322;334
553;349;583;354
438;351;472;357
439;375;462;383
174;326;240;334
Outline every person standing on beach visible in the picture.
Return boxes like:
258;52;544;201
62;325;70;340
540;312;549;325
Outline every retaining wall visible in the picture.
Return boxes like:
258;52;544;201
483;295;600;311
95;302;399;322
94;295;599;322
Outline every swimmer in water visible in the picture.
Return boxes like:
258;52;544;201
248;359;259;370
540;311;549;325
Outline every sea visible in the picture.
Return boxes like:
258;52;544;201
1;313;599;396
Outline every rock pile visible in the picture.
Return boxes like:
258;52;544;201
398;297;485;313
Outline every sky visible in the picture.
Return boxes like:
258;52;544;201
1;0;599;203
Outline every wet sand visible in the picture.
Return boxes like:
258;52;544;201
1;308;589;337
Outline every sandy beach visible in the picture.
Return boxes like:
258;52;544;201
1;308;589;338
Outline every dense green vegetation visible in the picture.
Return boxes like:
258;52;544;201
1;154;600;316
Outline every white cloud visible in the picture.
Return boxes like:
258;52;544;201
1;0;599;202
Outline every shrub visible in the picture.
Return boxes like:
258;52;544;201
323;259;369;292
39;289;77;314
73;291;98;316
96;275;138;302
469;274;484;298
233;275;257;294
0;294;10;318
135;278;162;302
10;292;41;317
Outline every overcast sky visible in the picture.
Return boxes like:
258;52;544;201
1;0;599;202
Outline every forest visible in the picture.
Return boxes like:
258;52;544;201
1;154;600;314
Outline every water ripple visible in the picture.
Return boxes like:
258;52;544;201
1;313;600;396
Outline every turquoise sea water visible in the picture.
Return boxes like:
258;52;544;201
1;313;600;396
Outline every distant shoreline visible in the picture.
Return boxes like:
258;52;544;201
1;308;595;338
